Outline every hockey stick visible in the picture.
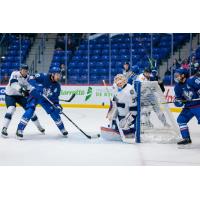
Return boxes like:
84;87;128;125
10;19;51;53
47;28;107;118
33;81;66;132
161;98;200;105
102;80;113;118
115;118;134;144
42;95;100;139
59;93;76;102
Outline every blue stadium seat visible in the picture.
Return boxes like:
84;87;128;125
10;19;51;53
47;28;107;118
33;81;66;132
91;55;101;61
121;55;130;61
76;50;87;55
2;62;12;69
79;44;87;50
119;49;129;55
0;68;8;75
91;50;101;55
82;55;88;61
111;49;118;55
101;55;109;61
4;56;15;62
12;62;20;68
72;55;82;61
96;61;104;68
7;50;18;56
102;49;109;55
51;62;60;67
77;62;87;68
111;55;120;61
53;56;62;62
54;50;65;56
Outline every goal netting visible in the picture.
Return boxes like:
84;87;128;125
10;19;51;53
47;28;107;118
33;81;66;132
134;81;180;143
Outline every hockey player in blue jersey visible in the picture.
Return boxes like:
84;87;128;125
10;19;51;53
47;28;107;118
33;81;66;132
174;68;200;145
16;67;68;139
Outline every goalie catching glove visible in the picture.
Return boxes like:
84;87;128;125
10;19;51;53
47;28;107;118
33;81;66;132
174;98;184;107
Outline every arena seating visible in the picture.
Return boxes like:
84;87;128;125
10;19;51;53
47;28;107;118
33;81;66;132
0;34;31;80
1;34;190;85
65;33;190;84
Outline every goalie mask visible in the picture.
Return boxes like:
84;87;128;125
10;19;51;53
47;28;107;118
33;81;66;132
114;74;127;89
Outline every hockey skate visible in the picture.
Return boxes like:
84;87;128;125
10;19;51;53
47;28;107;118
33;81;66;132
62;130;68;137
177;137;192;145
1;127;8;138
37;126;45;134
16;130;24;140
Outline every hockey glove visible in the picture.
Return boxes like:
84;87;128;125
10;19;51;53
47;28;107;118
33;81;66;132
55;104;63;114
174;98;183;107
19;86;30;97
30;88;43;99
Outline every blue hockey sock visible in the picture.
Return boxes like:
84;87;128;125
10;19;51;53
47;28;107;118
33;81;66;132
50;112;65;132
17;108;35;131
178;123;190;139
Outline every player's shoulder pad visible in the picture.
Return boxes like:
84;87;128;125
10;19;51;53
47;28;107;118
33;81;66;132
186;76;196;85
11;70;19;76
126;84;135;94
193;76;200;85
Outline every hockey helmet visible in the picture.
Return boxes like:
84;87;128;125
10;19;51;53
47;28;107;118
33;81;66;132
131;65;140;75
174;68;189;83
174;68;189;76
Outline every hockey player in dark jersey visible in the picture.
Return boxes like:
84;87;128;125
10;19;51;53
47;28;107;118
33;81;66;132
16;67;68;139
174;68;200;145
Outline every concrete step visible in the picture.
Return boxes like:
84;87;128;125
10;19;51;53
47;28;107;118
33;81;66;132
26;33;57;72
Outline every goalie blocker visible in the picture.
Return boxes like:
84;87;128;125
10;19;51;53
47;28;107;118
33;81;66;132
101;80;179;143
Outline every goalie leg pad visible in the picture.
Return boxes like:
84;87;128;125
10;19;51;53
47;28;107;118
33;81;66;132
100;126;121;141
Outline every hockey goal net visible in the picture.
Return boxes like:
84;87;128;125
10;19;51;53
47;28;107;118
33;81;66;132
134;81;180;143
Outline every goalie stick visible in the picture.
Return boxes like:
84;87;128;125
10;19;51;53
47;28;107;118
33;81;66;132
102;80;113;118
42;94;100;139
59;93;76;102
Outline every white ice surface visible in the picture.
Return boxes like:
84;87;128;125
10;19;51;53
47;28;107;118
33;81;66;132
0;107;200;166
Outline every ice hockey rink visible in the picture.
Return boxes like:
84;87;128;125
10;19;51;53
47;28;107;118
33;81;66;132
0;107;200;166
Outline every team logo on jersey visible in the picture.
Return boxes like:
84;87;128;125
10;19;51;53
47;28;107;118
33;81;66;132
130;89;134;94
0;87;5;95
43;88;52;97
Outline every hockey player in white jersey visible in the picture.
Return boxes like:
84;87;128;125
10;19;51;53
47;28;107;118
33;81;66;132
101;74;137;142
137;68;169;128
1;64;44;137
